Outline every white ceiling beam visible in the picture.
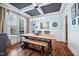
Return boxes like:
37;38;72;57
32;3;37;6
59;3;68;13
32;3;67;18
0;3;32;19
0;3;68;19
20;3;51;16
38;3;51;7
20;5;34;12
32;11;60;18
20;3;39;12
32;3;44;15
37;7;44;15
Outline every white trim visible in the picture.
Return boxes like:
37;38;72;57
60;3;68;13
20;3;58;16
38;3;51;7
37;7;44;15
20;5;34;12
32;11;60;18
68;44;79;56
20;3;50;12
0;3;68;19
33;3;44;15
32;3;68;18
0;3;32;19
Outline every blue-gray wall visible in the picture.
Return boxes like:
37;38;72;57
63;3;79;55
31;14;64;41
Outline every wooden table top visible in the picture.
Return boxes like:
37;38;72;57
21;33;56;40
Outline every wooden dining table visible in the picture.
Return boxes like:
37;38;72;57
21;33;56;40
20;33;56;54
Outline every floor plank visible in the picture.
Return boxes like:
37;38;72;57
6;40;74;56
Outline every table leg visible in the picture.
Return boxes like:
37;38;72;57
48;40;52;54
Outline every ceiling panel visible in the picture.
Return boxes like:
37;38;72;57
10;3;32;9
25;9;41;16
41;3;62;14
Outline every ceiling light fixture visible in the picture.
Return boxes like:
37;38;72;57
35;6;38;9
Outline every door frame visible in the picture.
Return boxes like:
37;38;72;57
65;15;68;46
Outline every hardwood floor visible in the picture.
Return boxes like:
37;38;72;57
6;40;74;56
52;40;73;56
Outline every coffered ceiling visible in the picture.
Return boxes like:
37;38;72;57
0;3;67;19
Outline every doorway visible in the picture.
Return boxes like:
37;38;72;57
65;15;68;46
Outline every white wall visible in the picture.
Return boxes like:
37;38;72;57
63;3;79;56
30;14;64;41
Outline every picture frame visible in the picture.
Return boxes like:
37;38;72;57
76;3;79;16
72;19;76;25
78;17;79;25
40;21;49;29
52;22;58;27
71;4;76;19
40;22;43;29
36;26;38;28
33;24;35;26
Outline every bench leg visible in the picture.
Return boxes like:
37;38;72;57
41;46;44;55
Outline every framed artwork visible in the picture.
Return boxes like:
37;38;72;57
76;3;79;16
72;19;76;25
36;26;38;28
40;22;43;29
78;3;79;16
52;22;58;27
71;4;76;19
78;17;79;25
33;24;35;26
40;21;49;29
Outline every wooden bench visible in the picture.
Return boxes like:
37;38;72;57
21;39;48;54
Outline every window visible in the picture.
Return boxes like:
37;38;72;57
9;11;18;35
19;16;25;34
